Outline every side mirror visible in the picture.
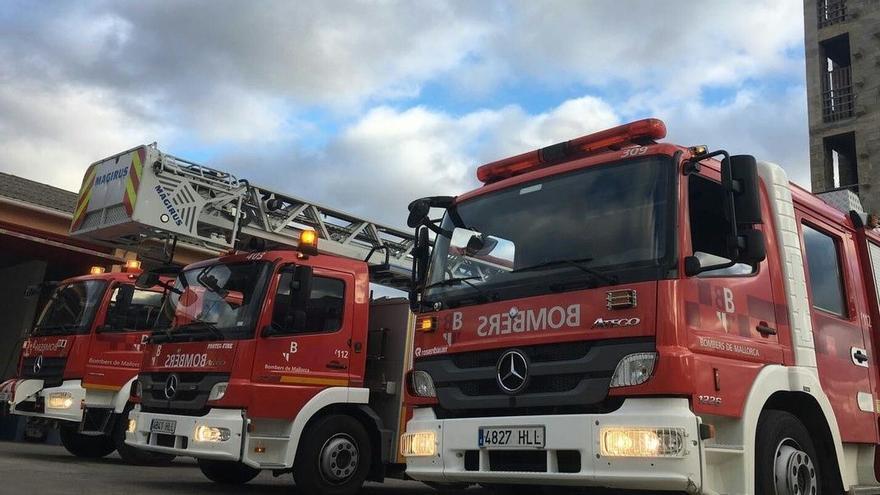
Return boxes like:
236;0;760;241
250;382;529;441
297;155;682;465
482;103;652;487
722;155;762;226
135;271;160;289
409;226;431;311
406;196;455;228
104;285;135;330
407;199;431;228
736;229;766;264
291;265;313;309
449;227;514;271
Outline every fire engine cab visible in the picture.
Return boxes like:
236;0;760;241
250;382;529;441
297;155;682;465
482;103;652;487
69;145;416;495
0;263;173;464
402;118;880;494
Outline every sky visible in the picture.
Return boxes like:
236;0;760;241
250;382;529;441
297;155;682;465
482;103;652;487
0;0;809;229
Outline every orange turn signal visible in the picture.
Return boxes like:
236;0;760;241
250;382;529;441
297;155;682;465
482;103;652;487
417;317;437;332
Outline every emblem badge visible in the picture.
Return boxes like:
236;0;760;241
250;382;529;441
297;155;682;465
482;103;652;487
496;349;529;394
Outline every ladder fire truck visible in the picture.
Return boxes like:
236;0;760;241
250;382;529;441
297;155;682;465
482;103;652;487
401;118;880;495
69;144;416;495
0;264;174;464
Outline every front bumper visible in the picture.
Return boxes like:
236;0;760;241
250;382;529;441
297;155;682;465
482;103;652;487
11;379;85;423
404;398;702;492
127;406;246;462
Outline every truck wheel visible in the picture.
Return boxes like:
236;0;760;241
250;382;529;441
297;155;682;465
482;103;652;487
755;410;821;495
113;405;175;466
197;459;261;485
293;414;372;495
59;424;115;458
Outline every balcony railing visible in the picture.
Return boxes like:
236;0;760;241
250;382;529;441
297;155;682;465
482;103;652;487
818;0;847;28
822;66;854;122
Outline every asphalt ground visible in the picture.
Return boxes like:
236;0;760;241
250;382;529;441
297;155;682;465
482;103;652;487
0;441;661;494
0;440;457;495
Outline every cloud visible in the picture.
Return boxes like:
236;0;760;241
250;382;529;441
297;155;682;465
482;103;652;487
237;96;621;227
0;0;808;225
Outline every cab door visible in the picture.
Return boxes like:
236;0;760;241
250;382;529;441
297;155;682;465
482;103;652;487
84;283;163;391
251;263;354;419
798;215;878;444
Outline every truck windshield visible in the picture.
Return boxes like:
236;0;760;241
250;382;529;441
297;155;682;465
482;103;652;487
153;261;271;342
33;280;107;336
424;156;675;308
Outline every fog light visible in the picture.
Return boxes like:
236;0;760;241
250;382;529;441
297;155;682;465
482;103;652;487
208;382;228;401
600;427;685;457
410;371;436;398
127;418;137;433
609;352;657;388
47;392;73;409
400;431;436;457
194;425;231;442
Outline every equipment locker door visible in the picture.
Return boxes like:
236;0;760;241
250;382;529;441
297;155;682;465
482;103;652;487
251;264;354;419
799;217;878;444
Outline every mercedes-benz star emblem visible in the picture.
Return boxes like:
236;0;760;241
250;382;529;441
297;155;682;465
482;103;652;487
33;355;43;375
164;374;179;400
496;350;529;394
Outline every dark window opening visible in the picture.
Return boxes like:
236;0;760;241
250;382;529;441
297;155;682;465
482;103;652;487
820;34;853;123
802;224;847;317
817;0;847;28
822;132;859;192
689;175;755;276
272;273;345;334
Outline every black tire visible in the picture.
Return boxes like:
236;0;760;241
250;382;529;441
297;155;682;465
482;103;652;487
113;405;176;466
755;410;822;495
197;459;261;485
293;414;372;495
58;424;115;458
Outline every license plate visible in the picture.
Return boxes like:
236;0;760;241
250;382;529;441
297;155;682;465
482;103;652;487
150;419;176;435
478;426;545;449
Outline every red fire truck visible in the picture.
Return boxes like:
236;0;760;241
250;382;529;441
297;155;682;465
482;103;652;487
0;264;173;464
69;145;416;495
401;118;880;494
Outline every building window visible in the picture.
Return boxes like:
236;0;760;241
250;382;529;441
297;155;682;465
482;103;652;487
820;34;854;123
817;0;847;28
822;132;859;193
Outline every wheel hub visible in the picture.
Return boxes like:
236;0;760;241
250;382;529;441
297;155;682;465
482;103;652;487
319;434;359;484
774;439;817;495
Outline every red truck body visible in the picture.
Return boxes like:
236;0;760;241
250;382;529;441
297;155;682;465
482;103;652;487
402;119;880;494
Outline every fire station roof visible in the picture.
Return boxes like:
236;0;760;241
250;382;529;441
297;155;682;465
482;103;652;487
0;172;77;215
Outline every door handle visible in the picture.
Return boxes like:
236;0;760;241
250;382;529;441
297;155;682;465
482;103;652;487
851;347;869;367
756;322;776;336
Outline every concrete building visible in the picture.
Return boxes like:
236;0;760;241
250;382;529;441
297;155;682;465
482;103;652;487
805;0;880;212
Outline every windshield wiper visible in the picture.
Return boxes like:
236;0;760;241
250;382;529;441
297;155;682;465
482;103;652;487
33;323;81;335
423;276;491;307
513;257;618;286
155;321;225;342
423;276;482;290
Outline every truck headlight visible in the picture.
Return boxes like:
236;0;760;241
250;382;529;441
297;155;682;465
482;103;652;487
208;382;228;401
410;371;436;398
194;425;231;442
47;392;73;409
600;427;685;458
609;352;657;388
400;431;436;457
